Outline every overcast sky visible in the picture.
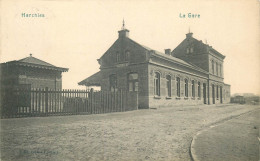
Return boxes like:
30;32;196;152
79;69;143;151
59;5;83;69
1;0;259;95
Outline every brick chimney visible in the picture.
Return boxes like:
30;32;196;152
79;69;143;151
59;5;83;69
165;49;171;55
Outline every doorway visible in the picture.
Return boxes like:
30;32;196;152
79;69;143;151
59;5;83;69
203;83;207;104
212;84;215;104
220;86;223;103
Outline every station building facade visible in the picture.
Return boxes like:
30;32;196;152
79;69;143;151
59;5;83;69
79;26;231;109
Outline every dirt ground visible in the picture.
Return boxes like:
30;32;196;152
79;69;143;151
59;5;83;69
1;104;259;161
191;109;260;161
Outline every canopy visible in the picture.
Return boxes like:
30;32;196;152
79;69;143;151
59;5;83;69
78;71;102;86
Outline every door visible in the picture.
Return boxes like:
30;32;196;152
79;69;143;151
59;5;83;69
203;83;207;104
220;86;223;103
212;85;215;104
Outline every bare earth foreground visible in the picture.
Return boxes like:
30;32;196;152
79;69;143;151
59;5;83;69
191;109;260;161
1;104;259;161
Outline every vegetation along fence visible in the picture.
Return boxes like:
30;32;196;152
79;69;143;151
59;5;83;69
1;87;138;118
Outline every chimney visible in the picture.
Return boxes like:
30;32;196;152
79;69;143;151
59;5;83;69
165;49;171;55
186;32;193;39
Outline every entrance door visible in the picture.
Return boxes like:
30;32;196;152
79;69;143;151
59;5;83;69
203;83;207;104
212;85;215;104
220;86;223;103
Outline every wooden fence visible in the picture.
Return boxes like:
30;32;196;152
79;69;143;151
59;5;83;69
0;87;138;118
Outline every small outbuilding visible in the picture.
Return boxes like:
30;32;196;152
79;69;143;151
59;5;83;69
0;54;68;90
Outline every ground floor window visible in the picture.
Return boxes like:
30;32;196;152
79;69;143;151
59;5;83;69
198;82;201;98
192;80;195;98
185;79;188;97
109;74;117;92
176;77;180;97
166;75;171;97
154;72;160;96
128;73;138;92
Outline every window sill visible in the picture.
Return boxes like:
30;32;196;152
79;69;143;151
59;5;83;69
191;97;196;100
154;96;161;99
176;97;181;100
197;98;201;100
166;97;172;99
184;97;189;100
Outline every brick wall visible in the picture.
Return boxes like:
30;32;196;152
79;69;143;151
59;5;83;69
99;63;149;109
17;66;63;90
148;64;207;108
100;37;147;69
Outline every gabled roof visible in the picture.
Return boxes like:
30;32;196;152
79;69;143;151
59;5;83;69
18;56;55;67
1;55;68;72
172;35;225;59
128;38;208;73
192;37;225;59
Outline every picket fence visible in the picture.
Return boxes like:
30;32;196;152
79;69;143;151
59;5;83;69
1;87;138;118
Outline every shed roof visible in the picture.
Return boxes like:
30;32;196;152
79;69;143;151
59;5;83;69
78;71;101;86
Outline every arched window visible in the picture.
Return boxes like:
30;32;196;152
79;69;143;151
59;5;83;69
220;64;222;77
186;48;189;54
176;77;180;97
212;60;214;74
216;62;218;76
109;74;117;92
192;80;195;98
185;79;188;97
198;82;201;98
166;75;171;97
125;50;130;61
116;52;120;62
128;73;138;92
190;47;193;53
154;72;160;96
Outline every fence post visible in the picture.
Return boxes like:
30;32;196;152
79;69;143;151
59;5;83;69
120;89;123;112
136;91;138;110
90;88;93;114
45;87;49;116
29;87;32;116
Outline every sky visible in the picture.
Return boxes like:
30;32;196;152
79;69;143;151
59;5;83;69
1;0;259;95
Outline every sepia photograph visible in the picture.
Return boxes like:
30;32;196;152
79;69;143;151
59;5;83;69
0;0;259;160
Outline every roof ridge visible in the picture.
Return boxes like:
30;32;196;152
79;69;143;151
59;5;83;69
127;37;206;71
18;56;55;67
